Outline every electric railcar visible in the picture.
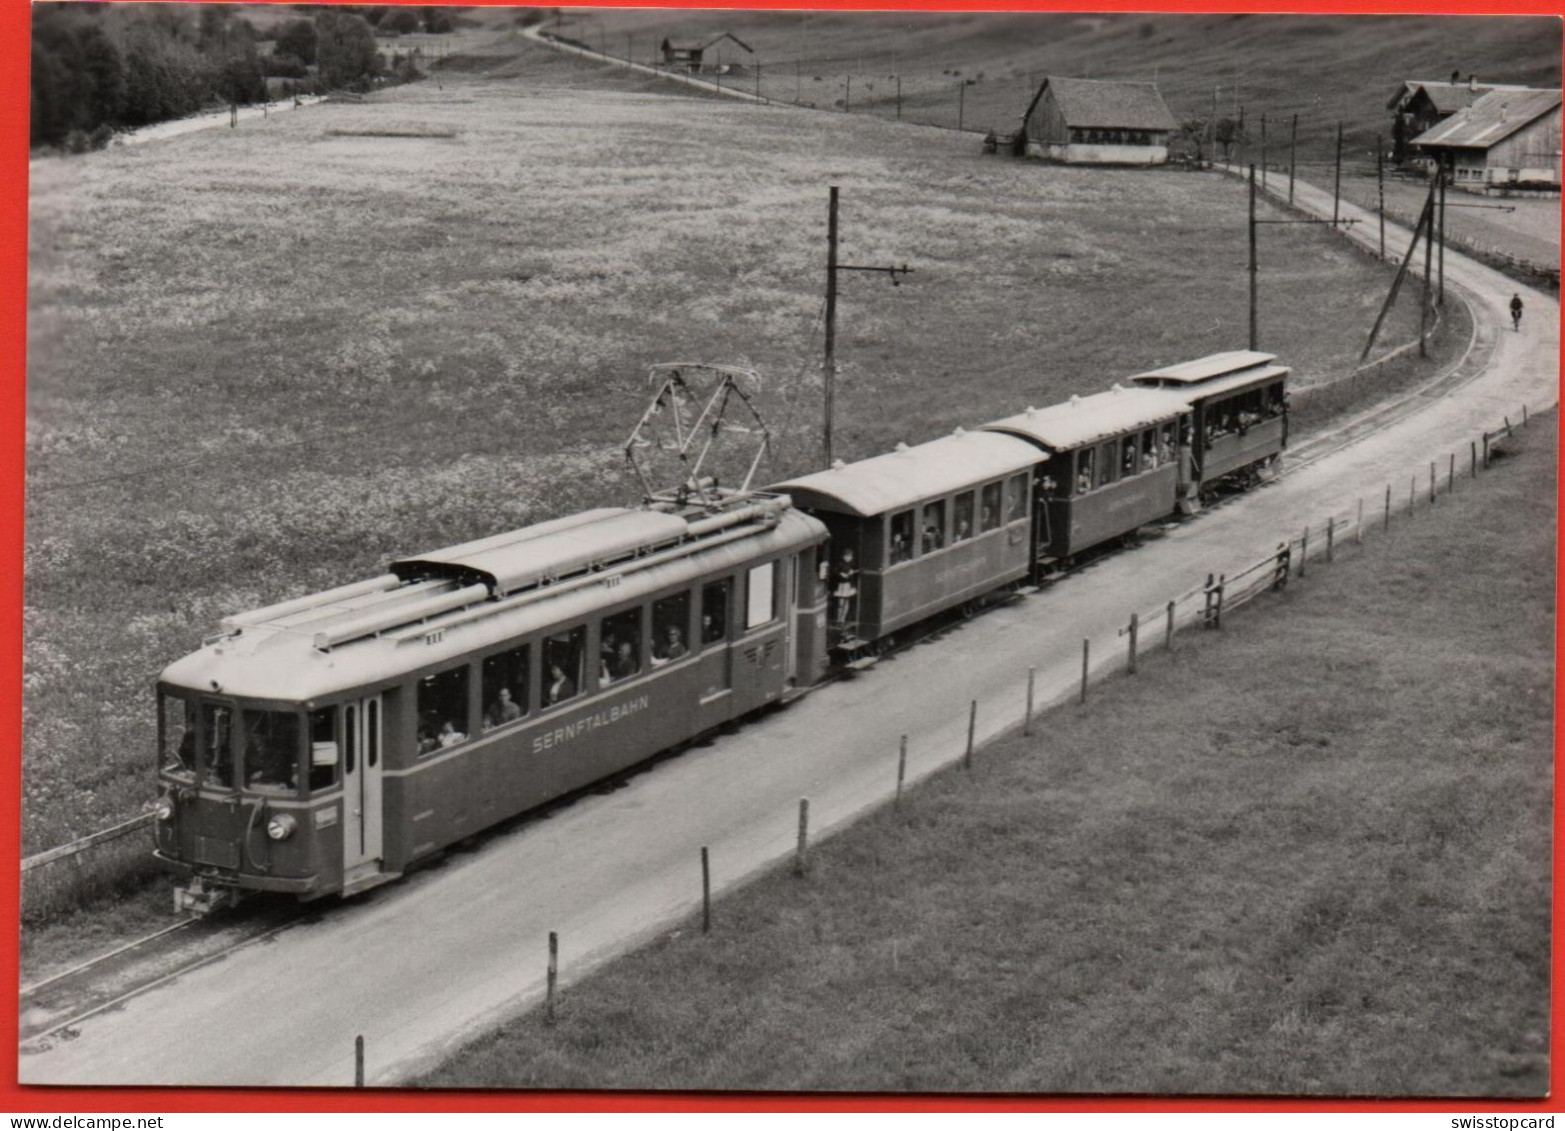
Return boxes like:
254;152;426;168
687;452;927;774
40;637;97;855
152;350;1288;910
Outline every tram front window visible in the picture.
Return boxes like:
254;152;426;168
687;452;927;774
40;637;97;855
309;708;339;791
201;702;235;789
243;710;301;793
160;693;195;779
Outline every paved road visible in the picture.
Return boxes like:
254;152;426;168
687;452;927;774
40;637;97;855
20;174;1556;1087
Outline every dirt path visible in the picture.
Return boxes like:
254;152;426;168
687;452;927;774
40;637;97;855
20;173;1556;1087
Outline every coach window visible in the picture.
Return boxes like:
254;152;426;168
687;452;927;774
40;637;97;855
308;707;339;791
1121;435;1139;476
243;710;301;793
201;702;235;789
1098;442;1117;487
1006;474;1028;522
952;492;974;542
161;693;195;780
980;482;1003;532
417;666;470;754
481;644;529;731
652;593;692;665
889;510;915;564
921;500;946;553
543;627;585;708
701;580;731;647
1075;449;1094;495
600;608;643;684
746;561;777;630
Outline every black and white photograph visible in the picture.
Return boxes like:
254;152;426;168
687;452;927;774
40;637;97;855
18;2;1559;1098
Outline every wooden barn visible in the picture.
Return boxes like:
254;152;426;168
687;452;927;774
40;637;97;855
1387;75;1528;162
659;33;753;74
1018;77;1179;166
1413;87;1562;193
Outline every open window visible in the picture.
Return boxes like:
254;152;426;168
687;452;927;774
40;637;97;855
243;710;300;794
980;482;1003;532
701;580;730;646
1006;473;1029;521
921;500;946;553
600;608;643;684
417;666;470;753
652;592;692;665
1075;449;1095;495
1121;434;1140;476
161;692;195;780
952;492;974;543
201;702;235;789
543;626;586;708
482;644;529;731
1098;441;1118;487
888;510;915;564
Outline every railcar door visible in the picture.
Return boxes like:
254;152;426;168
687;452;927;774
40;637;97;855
341;695;384;871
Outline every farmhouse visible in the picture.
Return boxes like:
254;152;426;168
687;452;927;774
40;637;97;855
1019;77;1179;166
1387;75;1530;162
1413;87;1563;193
659;33;753;74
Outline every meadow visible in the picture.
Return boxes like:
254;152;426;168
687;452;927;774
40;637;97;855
419;414;1555;1097
555;9;1560;162
26;31;1451;857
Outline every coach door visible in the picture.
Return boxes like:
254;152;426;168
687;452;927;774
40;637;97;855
341;695;384;871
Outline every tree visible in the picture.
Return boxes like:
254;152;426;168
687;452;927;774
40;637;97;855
274;18;317;66
316;10;382;91
1214;115;1247;161
1180;117;1209;163
381;8;421;35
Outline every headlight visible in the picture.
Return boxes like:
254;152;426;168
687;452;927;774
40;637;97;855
266;813;298;841
154;798;174;822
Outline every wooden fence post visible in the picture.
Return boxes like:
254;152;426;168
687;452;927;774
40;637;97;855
794;799;809;876
1523;404;1529;427
1483;434;1490;469
546;931;559;1021
965;700;977;770
1448;452;1455;493
1327;517;1335;563
1409;476;1416;512
1300;528;1309;579
896;735;907;806
1214;574;1226;629
1384;483;1392;531
1429;461;1436;504
1356;498;1364;545
1165;600;1176;651
1024;668;1035;736
1471;440;1478;478
1080;639;1089;703
355;1035;365;1087
1203;572;1215;628
1128;612;1139;675
700;850;711;934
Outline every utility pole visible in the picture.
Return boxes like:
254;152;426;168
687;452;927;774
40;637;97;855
1420;170;1434;357
1288;113;1297;204
1377;134;1386;259
822;187;913;467
1360;191;1433;363
958;81;965;131
896;75;902;120
796;58;801;104
1209;86;1218;166
1248;165;1259;350
1333;121;1343;227
845;74;851;113
1237;105;1245;168
1260;113;1267;190
1438;162;1447;305
756;61;761;101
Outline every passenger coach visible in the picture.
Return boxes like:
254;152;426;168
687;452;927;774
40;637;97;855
1130;350;1290;490
154;494;827;911
773;429;1042;654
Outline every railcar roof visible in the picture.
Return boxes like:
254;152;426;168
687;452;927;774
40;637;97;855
164;507;826;703
981;387;1188;452
1129;351;1278;384
772;430;1044;518
394;508;691;596
1144;364;1289;402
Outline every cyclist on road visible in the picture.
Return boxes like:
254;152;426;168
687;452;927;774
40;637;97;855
1511;293;1524;331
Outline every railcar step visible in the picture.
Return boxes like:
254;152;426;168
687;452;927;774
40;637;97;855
341;866;402;899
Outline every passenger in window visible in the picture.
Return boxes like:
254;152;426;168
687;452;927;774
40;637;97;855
890;532;909;563
922;523;942;553
485;688;522;730
609;639;639;681
653;625;688;665
438;720;466;748
979;505;994;530
546;663;576;705
1077;470;1092;494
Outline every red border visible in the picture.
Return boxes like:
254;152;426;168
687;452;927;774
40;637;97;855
2;0;1559;1114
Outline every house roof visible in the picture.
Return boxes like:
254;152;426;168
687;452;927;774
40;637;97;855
1413;88;1562;151
1386;80;1525;115
1025;77;1179;132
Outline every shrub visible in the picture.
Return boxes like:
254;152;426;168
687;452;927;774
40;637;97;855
88;122;114;149
381;8;421;35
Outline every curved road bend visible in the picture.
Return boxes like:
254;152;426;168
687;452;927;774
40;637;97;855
20;181;1557;1087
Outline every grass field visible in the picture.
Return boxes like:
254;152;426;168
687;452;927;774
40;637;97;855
550;9;1559;162
418;415;1554;1098
24;32;1459;859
